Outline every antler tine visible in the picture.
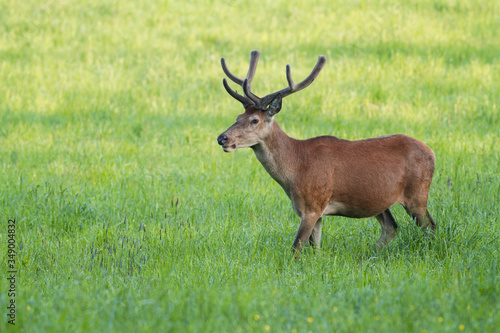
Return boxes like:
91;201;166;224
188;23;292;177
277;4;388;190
223;78;252;108
291;55;327;93
242;50;263;106
243;78;262;107
221;50;261;86
285;64;295;90
265;55;327;102
246;50;260;84
221;57;244;85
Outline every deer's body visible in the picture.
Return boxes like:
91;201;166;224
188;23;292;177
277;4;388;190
253;121;434;219
218;51;436;257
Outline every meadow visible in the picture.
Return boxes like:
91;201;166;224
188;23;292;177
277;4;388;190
0;0;499;331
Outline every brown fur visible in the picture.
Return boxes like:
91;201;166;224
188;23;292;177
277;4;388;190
219;106;436;258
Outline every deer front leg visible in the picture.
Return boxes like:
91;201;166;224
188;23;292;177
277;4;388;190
292;213;321;259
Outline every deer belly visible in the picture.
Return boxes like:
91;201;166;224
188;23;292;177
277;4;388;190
322;201;386;218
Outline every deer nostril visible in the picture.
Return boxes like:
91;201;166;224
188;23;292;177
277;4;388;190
217;134;228;146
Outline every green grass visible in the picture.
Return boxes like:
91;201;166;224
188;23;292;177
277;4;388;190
1;0;499;331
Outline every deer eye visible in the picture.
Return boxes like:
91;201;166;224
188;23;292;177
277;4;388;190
251;119;259;124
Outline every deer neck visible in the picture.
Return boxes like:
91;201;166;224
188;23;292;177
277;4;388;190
251;121;297;194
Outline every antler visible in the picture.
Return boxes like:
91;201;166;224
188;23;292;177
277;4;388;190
221;50;260;86
221;51;327;110
221;50;261;108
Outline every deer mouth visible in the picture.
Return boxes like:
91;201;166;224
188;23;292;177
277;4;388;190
222;144;236;152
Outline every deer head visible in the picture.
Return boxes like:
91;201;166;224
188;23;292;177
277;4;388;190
217;50;327;152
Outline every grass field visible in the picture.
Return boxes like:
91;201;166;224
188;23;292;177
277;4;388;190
1;0;499;331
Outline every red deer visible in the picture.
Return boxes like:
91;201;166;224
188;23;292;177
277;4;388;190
217;50;436;258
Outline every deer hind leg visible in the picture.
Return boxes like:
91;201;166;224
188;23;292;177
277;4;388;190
403;201;436;231
375;209;398;248
426;210;436;230
402;177;436;231
308;218;322;249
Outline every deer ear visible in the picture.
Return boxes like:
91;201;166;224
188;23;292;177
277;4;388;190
267;94;282;117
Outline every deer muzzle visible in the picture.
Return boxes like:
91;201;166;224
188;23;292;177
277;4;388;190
217;133;237;152
217;133;228;146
